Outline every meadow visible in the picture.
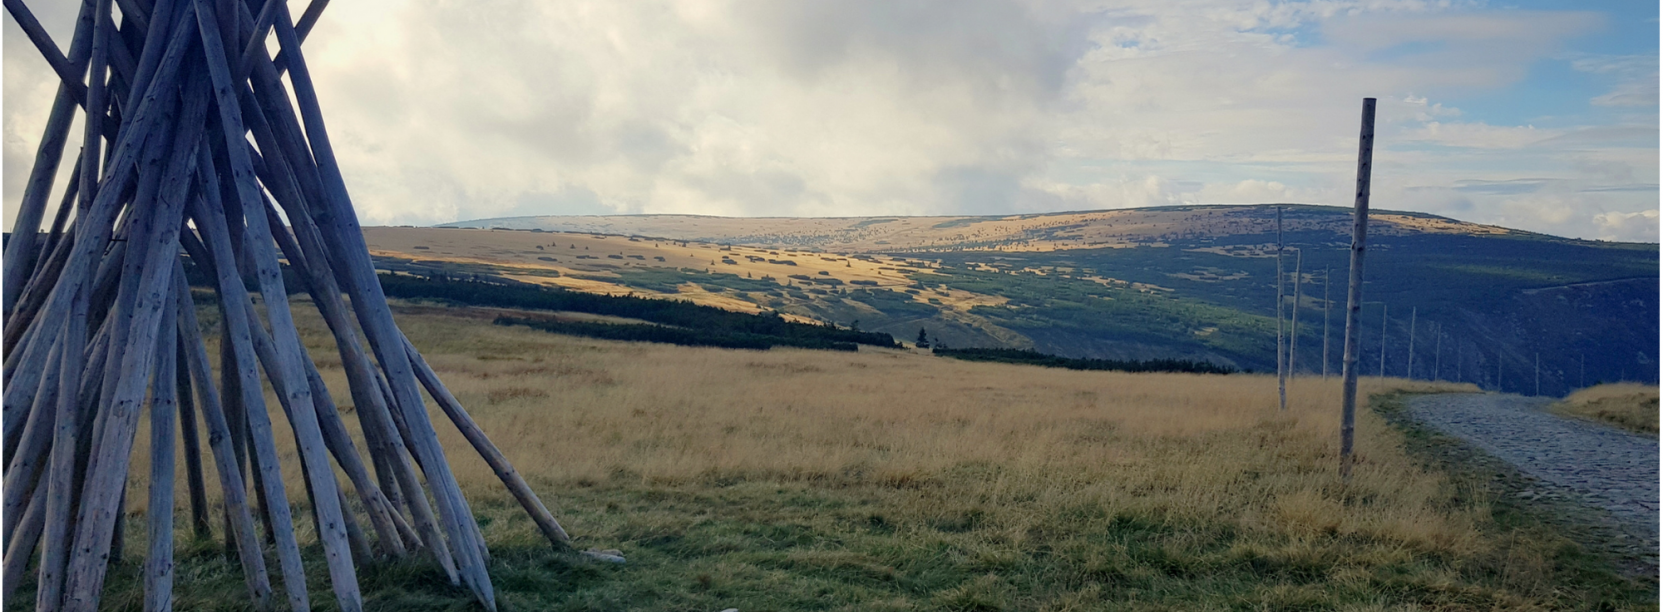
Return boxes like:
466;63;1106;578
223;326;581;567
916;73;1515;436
11;298;1652;611
1551;384;1660;435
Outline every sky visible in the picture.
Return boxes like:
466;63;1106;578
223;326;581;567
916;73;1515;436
4;0;1658;241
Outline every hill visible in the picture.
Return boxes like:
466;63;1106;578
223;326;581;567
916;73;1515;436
365;204;1657;394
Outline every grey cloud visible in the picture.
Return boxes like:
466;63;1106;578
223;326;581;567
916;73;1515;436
1452;178;1552;195
1579;184;1660;193
736;1;1096;100
507;187;614;217
5;0;1652;244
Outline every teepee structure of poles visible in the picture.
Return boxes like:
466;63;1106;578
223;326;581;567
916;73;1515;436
1;0;570;610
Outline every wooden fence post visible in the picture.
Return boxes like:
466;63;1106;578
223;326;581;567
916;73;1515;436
1277;207;1286;411
1340;98;1376;481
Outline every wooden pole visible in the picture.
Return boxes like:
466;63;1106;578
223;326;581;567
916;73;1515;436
1535;352;1540;396
403;334;572;548
33;281;91;612
264;6;494;606
1276;207;1286;411
225;7;453;575
191;4;362;599
1322;266;1330;380
1433;323;1442;381
2;338;63;533
144;292;179;612
1;0;589;605
59;72;205;612
172;266;272;609
1377;304;1388;378
1406;307;1416;379
1;0;196;445
184;156;315;612
1290;248;1302;377
175;338;212;539
0;0;99;320
1340;97;1375;481
1;483;47;601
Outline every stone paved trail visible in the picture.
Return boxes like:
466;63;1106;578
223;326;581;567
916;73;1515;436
1407;393;1659;552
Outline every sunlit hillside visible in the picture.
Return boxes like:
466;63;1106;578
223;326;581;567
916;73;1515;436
368;204;1660;391
439;205;1516;253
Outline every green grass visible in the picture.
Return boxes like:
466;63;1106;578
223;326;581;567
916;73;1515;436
18;423;1653;612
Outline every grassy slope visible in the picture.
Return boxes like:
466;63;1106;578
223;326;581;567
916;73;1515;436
1550;384;1661;435
10;300;1653;611
368;207;1659;387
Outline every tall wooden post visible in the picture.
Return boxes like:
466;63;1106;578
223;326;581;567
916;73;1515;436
1534;352;1540;396
1433;322;1442;381
1340;98;1375;481
1322;266;1331;380
1378;304;1388;378
1406;307;1416;379
1290;248;1303;377
1276;207;1286;411
1496;350;1503;392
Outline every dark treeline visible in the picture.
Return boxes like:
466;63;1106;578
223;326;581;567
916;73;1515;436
379;272;900;348
494;316;859;352
934;347;1238;375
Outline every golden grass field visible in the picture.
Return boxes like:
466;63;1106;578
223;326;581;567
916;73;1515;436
439;206;1512;253
85;297;1649;610
362;226;974;320
1551;383;1660;435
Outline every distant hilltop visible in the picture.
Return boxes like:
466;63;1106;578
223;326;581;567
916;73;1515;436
434;204;1575;254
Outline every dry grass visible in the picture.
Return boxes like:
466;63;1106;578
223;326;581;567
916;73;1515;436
86;299;1649;610
1552;383;1660;435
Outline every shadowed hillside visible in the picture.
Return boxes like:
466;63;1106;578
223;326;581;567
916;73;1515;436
365;204;1658;394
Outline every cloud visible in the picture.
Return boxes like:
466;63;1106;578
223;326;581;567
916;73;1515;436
2;0;1655;243
1593;209;1660;242
1401;122;1561;149
1570;54;1661;107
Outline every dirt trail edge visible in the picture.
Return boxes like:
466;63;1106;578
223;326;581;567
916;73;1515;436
1407;393;1659;554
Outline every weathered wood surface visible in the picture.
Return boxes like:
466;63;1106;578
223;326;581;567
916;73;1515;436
1340;98;1377;481
1276;207;1286;411
405;335;573;548
0;0;98;319
1;0;574;607
144;293;179;612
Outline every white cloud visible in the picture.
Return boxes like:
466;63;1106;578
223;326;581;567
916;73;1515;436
1593;209;1660;242
1572;55;1661;108
2;0;1655;243
1401;121;1561;149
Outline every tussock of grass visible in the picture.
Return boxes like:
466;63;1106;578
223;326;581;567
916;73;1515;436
12;299;1649;611
1552;383;1660;435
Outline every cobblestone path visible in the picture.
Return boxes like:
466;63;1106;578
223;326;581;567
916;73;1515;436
1407;393;1659;552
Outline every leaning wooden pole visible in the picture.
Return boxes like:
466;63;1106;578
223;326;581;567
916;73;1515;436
0;0;583;607
1340;97;1376;482
1433;323;1442;381
144;294;179;612
1276;207;1286;411
403;334;573;548
0;0;99;320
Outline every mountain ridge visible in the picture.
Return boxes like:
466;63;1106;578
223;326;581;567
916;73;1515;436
368;204;1657;394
